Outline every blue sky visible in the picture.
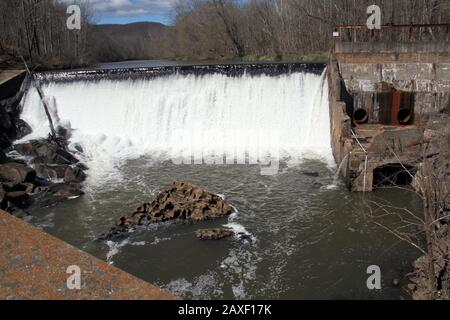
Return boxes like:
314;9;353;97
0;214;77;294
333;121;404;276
89;0;178;25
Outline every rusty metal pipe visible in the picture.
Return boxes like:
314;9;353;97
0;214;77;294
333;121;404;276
353;109;369;125
397;109;412;125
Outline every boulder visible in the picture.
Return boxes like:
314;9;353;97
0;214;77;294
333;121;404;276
35;164;68;180
64;166;87;183
196;228;234;240
15;139;79;165
0;163;36;184
0;131;11;149
302;171;320;177
0;108;13;132
2;182;27;192
32;183;83;208
4;191;30;209
14;119;32;140
0;149;7;164
47;183;83;201
0;184;5;203
9;207;29;219
102;182;235;240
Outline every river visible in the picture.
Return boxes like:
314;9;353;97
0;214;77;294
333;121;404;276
19;60;423;300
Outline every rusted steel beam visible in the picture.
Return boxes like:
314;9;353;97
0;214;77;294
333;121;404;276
335;23;450;30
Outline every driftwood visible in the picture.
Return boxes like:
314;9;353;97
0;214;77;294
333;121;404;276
20;56;56;138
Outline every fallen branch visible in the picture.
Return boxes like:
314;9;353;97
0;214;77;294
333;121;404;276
20;56;56;138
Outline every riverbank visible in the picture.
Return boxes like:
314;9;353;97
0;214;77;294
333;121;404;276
409;113;450;300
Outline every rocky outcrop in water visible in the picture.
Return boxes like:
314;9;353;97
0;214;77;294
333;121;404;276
15;139;80;165
102;182;234;240
0;135;87;218
196;228;234;240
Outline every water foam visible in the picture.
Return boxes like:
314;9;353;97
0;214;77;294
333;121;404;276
20;71;333;184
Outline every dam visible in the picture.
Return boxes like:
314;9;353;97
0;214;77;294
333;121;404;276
0;62;425;299
20;63;333;181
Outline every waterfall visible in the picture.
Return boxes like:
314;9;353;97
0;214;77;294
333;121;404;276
19;71;333;182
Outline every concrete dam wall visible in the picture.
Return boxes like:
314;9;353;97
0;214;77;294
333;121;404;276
330;42;450;192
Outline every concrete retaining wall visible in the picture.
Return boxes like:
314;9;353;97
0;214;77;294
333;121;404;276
336;42;450;54
0;210;175;300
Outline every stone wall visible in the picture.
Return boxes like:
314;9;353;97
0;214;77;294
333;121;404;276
339;63;450;120
329;42;450;192
335;41;450;55
327;57;353;180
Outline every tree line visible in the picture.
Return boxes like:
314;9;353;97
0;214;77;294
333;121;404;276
1;0;449;68
0;0;92;68
168;0;450;61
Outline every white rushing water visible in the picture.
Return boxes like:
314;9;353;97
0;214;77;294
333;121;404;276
20;71;333;183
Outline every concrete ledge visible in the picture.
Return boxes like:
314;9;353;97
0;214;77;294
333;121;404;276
0;210;176;300
335;42;450;54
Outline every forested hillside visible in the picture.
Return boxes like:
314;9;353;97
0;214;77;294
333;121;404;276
1;0;449;68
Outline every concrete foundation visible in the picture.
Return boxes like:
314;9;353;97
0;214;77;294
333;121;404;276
329;41;450;192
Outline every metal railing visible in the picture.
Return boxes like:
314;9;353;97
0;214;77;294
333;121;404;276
333;23;450;42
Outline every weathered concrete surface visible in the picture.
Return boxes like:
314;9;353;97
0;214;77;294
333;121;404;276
348;125;425;192
336;42;450;55
327;57;352;175
340;63;450;95
336;42;450;118
0;210;175;300
328;41;450;192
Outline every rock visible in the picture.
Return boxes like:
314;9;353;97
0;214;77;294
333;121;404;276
14;119;32;140
64;166;87;183
55;125;70;139
4;191;31;209
6;206;29;219
71;143;84;153
0;108;13;131
0;163;36;184
0;149;7;164
2;182;27;192
47;183;84;199
237;232;253;242
23;182;37;194
32;183;83;208
76;162;89;171
102;182;235;240
15;139;79;165
0;131;11;149
196;228;234;240
0;184;5;203
35;164;68;180
302;171;320;177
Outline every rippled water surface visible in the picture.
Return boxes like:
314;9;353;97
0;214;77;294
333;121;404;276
21;60;423;299
27;159;423;300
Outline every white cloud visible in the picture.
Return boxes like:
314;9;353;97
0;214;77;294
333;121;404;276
88;0;178;17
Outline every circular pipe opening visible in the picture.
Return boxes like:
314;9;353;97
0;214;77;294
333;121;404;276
397;109;412;125
353;109;369;124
